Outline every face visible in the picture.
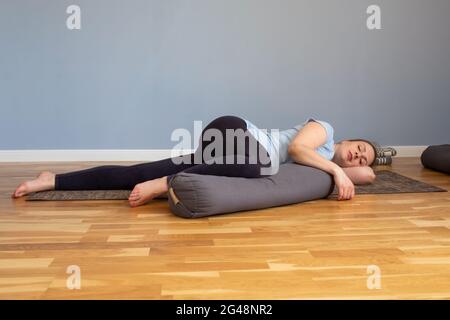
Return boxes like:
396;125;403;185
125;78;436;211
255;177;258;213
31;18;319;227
333;140;375;168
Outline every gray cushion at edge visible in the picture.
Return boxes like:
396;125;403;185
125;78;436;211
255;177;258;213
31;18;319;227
421;144;450;174
167;163;334;219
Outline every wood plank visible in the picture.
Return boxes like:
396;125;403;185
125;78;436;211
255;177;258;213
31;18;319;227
0;157;449;299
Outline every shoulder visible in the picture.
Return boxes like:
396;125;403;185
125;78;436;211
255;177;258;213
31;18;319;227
295;118;334;140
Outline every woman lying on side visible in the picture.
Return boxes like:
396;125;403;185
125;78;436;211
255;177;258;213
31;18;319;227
12;115;377;207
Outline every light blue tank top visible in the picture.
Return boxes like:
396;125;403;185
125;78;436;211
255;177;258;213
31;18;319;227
244;117;335;169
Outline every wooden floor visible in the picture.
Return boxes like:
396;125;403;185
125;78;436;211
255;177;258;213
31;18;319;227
1;158;449;299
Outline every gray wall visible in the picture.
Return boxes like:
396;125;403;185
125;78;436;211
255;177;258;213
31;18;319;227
1;0;449;149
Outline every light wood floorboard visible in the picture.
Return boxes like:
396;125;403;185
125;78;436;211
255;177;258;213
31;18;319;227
0;158;449;299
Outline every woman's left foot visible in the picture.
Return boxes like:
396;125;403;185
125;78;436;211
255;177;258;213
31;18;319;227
12;171;56;198
128;177;168;208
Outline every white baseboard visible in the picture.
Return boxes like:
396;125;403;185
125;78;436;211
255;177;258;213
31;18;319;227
0;146;427;162
0;149;195;162
391;146;428;157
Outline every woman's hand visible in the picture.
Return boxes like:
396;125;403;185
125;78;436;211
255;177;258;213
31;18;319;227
333;168;355;201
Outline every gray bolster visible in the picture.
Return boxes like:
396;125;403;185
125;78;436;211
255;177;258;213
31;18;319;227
167;163;334;219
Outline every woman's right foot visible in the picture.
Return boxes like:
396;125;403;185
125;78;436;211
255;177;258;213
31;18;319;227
128;177;169;207
12;171;56;198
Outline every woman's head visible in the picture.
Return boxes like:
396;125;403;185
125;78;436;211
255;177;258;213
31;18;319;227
332;139;377;168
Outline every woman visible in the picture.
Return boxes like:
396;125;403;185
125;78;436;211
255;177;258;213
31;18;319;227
12;115;377;206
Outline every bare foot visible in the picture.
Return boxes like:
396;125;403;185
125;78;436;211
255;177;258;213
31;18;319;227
12;171;56;198
128;177;168;208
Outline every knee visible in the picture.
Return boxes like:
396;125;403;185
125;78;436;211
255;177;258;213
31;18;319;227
214;115;241;122
207;115;244;129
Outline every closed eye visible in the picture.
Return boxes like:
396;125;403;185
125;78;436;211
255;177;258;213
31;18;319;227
358;144;367;165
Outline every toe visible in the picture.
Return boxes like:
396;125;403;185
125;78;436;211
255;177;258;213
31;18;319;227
129;197;145;207
129;200;138;207
130;191;138;197
135;198;148;207
14;184;27;198
129;196;138;204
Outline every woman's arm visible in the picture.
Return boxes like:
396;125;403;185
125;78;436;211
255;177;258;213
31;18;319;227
288;121;341;175
288;143;341;177
288;121;355;200
341;166;376;185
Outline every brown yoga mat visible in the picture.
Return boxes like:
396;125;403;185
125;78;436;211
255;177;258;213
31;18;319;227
25;170;446;201
327;170;446;199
